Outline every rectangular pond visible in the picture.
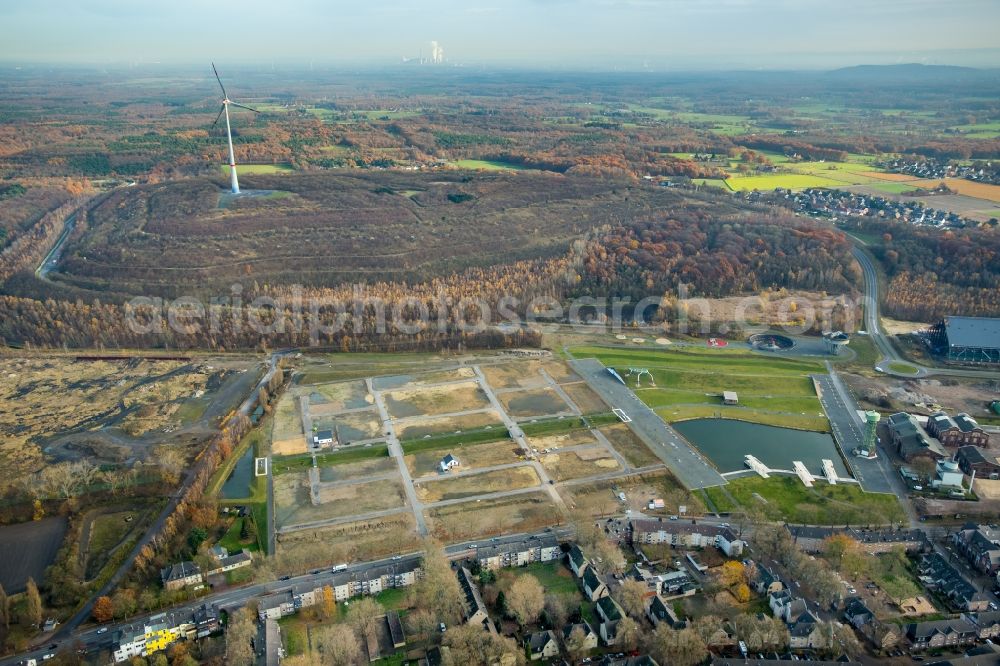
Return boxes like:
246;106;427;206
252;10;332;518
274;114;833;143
220;446;256;499
672;418;850;478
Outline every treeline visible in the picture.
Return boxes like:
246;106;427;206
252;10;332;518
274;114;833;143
848;219;1000;321
0;197;83;283
574;209;860;303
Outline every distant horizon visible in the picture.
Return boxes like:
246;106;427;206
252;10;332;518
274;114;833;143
2;0;999;71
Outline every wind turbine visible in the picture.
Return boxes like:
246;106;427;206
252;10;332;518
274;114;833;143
211;63;259;194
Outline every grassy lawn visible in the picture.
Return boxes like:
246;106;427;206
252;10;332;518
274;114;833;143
703;486;738;513
273;444;389;474
401;426;508;452
520;412;619;438
217;516;260;554
887;362;920;375
722;476;905;525
570;346;829;431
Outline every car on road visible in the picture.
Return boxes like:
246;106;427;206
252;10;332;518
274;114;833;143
280;576;291;581
97;627;108;634
392;555;402;560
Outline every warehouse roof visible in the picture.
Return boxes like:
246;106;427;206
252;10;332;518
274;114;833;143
945;316;1000;350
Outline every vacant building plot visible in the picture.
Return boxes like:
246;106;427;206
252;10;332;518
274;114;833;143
313;411;384;443
528;429;602;452
317;457;398;483
499;387;573;419
0;516;67;593
405;440;522;478
560;382;609;414
561;472;697;518
373;366;477;391
416;466;540;503
274;473;407;529
384;381;491;419
599;424;660;467
482;362;550;390
542;360;581;383
306;380;373;411
81;504;159;581
275;513;420;573
396;409;503;440
271;392;306;455
426;492;560;541
540;446;621;481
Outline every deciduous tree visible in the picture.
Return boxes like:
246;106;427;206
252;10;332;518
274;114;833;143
505;575;544;626
224;608;256;666
92;596;114;623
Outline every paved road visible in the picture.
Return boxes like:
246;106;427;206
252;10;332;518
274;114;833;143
368;377;429;536
568;357;726;490
812;372;900;498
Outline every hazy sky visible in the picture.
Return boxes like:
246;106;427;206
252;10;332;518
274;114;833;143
2;0;999;70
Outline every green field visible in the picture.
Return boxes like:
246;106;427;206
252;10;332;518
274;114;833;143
568;345;829;431
887;362;920;375
861;181;921;194
272;444;389;474
712;476;905;525
949;121;1000;138
451;159;528;171
220;163;294;175
725;173;846;191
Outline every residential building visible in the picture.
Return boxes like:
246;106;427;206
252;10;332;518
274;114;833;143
952;524;1000;574
927;412;990;447
844;597;874;629
888;412;947;462
964;611;1000;640
862;620;900;652
907;618;978;651
957;446;1000;479
786;525;928;554
712;660;859;666
562;622;598;651
526;630;559;660
629;519;745;556
749;561;783;595
387;610;406;649
192;604;220;638
918;553;989;612
458;566;492;630
568;544;588;577
160;561;203;591
788;611;824;650
111;612;189;663
205;550;253;577
647;595;683;628
596;596;623;623
600;656;660;666
439;454;460;472
600;620;621;646
264;618;281;666
582;566;609;601
476;535;560;570
314;429;334;446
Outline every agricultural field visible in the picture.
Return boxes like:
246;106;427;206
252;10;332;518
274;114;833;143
405;439;521;477
0;357;230;480
705;476;905;525
568;346;828;431
451;159;529;171
414;466;540;503
425;492;560;541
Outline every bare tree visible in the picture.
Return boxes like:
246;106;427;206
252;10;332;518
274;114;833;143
315;624;361;666
348;597;382;644
644;624;707;666
505;575;544;626
544;594;569;629
224;608;256;666
415;540;465;624
564;626;590;664
614;579;647;619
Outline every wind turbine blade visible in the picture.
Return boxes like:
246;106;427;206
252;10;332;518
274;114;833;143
212;104;225;127
229;102;260;114
211;62;228;98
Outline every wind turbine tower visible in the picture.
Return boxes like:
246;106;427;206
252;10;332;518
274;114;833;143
211;63;259;194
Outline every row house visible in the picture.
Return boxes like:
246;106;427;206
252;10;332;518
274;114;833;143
952;524;1000;574
906;618;978;651
629;519;745;557
926;411;990;448
477;535;561;570
786;525;929;554
917;552;990;612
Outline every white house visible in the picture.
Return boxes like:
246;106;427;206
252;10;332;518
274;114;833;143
314;429;335;446
440;454;460;472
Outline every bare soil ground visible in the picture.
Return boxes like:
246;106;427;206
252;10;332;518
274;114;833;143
308;380;373;411
317;457;399;483
499;386;573;419
482;362;549;390
313;411;384;442
271;391;306;455
844;372;1000;422
415;466;540;503
974;478;1000;500
385;381;491;419
560;382;609;413
0;516;67;593
275;513;420;573
599;424;660;467
0;357;215;479
274;472;406;528
527;430;601;451
406;440;522;478
561;472;697;518
425;492;561;541
396;410;503;439
543;360;581;383
540;446;621;481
